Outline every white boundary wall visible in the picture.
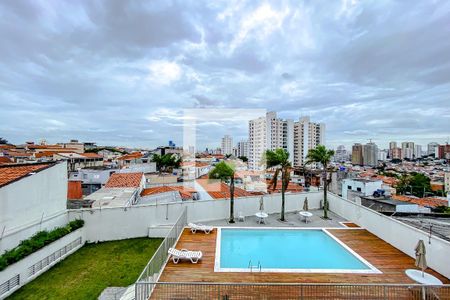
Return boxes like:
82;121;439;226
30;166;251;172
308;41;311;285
327;192;450;279
68;192;322;242
0;228;85;299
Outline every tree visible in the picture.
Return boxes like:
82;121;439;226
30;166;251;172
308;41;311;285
396;172;431;197
238;156;248;162
0;137;8;144
265;148;291;221
151;154;181;174
306;145;335;219
209;161;236;223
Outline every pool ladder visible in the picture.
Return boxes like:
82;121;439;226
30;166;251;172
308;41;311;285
248;260;262;272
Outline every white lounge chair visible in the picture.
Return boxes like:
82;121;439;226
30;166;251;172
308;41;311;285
188;223;213;234
168;248;203;264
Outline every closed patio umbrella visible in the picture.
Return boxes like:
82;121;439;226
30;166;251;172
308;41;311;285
415;239;427;277
303;197;308;211
259;196;264;212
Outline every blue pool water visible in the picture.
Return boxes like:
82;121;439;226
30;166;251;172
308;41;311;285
219;229;371;270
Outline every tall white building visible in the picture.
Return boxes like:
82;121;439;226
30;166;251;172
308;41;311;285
236;140;249;158
248;112;324;169
401;142;415;160
293;116;325;167
221;135;233;155
427;142;439;156
334;145;348;162
414;144;423;158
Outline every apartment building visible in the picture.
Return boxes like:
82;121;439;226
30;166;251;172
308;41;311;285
236;140;249;158
221;135;233;156
363;142;378;167
351;143;364;165
248;112;324;169
401;142;415;159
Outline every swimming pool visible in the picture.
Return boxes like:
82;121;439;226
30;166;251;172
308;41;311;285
215;228;380;273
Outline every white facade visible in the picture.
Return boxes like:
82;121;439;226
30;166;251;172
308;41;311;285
428;142;439;156
341;178;383;201
378;149;388;161
293;116;325;167
220;135;233;156
249;112;324;169
401;142;415;159
236;140;249;158
0;162;68;252
414;144;423;158
445;170;450;194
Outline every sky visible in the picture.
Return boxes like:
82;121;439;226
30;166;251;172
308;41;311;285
0;0;450;150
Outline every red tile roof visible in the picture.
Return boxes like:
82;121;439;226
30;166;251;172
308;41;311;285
68;180;83;200
266;179;304;193
34;151;59;158
181;161;210;168
118;152;143;161
0;163;54;187
141;186;196;200
105;172;143;188
0;157;13;164
392;195;448;208
81;152;103;159
197;179;254;199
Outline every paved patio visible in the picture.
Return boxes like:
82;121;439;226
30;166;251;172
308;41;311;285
203;209;347;228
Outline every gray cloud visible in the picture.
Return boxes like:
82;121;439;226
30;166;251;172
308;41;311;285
0;0;449;150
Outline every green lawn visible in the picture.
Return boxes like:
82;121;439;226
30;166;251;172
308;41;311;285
8;238;162;300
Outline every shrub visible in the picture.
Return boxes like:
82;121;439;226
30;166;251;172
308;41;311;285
0;219;84;271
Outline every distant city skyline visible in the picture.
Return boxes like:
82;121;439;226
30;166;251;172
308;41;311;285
1;1;450;149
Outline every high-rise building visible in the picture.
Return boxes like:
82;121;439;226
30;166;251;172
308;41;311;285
438;144;450;159
401;142;415;160
221;135;233;155
414;145;423;158
363;142;378;166
293;116;325;167
236;140;249;158
334;145;348;162
351;143;364;165
378;149;388;161
391;147;402;160
427;142;439;156
388;141;397;158
248;112;324;169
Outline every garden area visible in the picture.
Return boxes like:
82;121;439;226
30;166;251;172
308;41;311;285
7;237;162;300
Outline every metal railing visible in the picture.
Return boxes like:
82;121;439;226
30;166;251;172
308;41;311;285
135;207;187;300
136;282;450;300
0;274;20;297
28;237;83;278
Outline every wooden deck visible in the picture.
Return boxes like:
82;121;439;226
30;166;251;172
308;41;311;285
152;228;449;299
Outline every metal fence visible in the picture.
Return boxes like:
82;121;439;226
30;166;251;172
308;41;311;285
136;282;450;300
28;237;83;278
135;207;187;300
0;274;20;298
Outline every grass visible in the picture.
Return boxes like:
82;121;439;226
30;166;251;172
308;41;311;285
7;238;162;300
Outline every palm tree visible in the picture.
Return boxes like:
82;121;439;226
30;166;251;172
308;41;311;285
265;148;291;221
306;145;335;219
209;161;236;223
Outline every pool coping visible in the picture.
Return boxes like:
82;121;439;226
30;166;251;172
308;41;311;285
213;227;382;274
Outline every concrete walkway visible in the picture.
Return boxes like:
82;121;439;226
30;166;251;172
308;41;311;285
203;209;347;228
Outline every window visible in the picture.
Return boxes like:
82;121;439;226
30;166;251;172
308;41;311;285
347;185;351;189
357;187;362;192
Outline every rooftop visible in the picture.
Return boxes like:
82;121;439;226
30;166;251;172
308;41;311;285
141;185;196;200
0;162;55;187
104;172;143;188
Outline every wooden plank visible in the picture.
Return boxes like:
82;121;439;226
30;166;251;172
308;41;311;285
151;228;449;299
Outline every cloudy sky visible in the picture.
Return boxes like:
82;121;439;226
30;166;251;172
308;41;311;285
1;0;449;150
